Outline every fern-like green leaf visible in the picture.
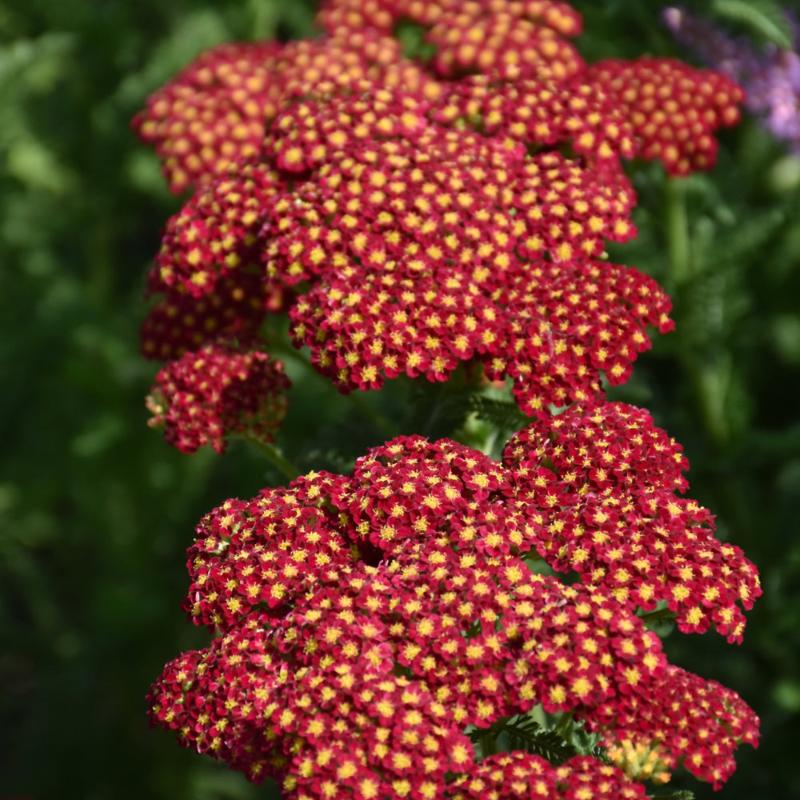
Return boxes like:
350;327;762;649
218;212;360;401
469;395;529;434
708;209;786;268
469;715;587;764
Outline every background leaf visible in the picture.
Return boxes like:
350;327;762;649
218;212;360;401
712;0;793;49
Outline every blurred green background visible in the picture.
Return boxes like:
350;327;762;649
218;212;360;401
1;1;798;798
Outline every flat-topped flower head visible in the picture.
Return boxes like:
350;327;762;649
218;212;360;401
484;257;672;413
134;34;439;193
270;92;663;410
141;72;672;415
504;403;762;640
256;82;656;411
133;42;282;194
140;271;271;362
154;162;284;298
449;752;648;800
588;57;744;175
150;417;758;795
292;254;671;412
146;343;290;454
148;621;289;781
137;28;748;424
597;665;760;788
185;471;352;628
435;74;635;161
318;0;585;81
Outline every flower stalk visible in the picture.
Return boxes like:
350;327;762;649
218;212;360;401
244;437;300;481
666;177;692;287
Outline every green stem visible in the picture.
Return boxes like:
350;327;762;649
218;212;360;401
247;438;301;481
554;711;574;740
478;427;499;457
420;388;446;437
664;178;733;448
248;0;276;39
689;356;732;448
665;177;691;286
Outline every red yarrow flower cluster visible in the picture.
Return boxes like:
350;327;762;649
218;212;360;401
598;664;761;788
155;162;284;297
316;0;741;169
135;1;745;432
503;402;762;641
145;80;670;414
434;74;636;162
133;41;282;194
588;57;743;175
133;33;440;193
140;269;273;363
317;0;586;81
450;752;647;800
137;8;760;796
281;132;659;411
146;343;290;453
135;1;744;194
149;404;759;795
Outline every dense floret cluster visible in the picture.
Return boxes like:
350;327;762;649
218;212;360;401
434;75;636;161
449;752;647;800
133;34;439;194
140;270;271;362
135;0;745;442
316;0;585;81
136;2;761;798
146;343;289;453
587;57;743;175
154;162;283;297
504;403;761;641
600;664;760;787
149;407;759;796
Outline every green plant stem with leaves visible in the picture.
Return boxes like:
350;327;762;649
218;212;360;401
665;176;734;448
